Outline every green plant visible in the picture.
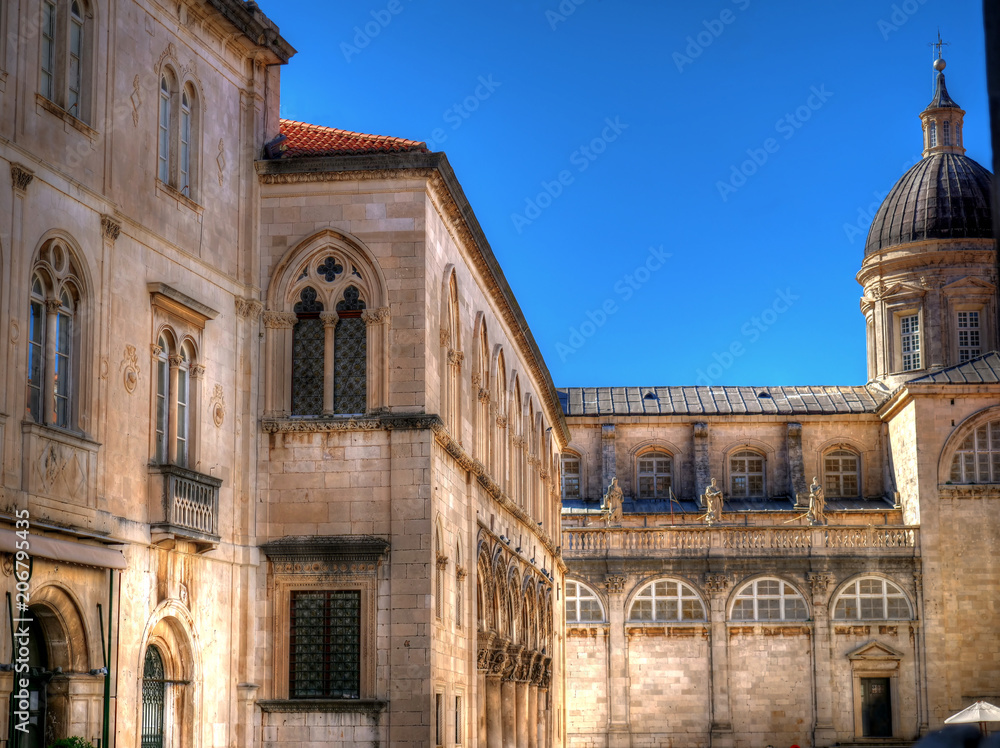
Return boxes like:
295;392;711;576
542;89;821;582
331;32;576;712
48;738;95;748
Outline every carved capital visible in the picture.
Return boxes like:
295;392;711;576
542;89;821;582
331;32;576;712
43;299;63;313
704;573;730;594
448;349;464;367
693;421;708;439
807;572;834;598
150;344;163;357
235;297;263;320
488;646;509;677
189;364;206;379
456;565;468;581
262;311;298;329
478;388;490;404
471;372;482;388
319;310;340;326
436;553;449;571
168;354;185;367
10;163;34;194
361;307;391;326
101;215;122;243
496;415;508;429
604;574;627;594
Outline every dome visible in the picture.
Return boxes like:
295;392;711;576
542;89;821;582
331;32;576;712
864;152;994;255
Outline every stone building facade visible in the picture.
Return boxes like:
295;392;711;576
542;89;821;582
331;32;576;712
0;3;567;748
0;2;995;748
560;62;999;748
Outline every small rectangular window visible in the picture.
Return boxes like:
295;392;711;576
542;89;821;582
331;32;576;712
957;311;980;363
68;6;83;114
54;310;72;427
175;367;188;466
155;358;168;463
455;695;463;747
290;590;361;699
27;301;44;422
435;693;444;748
900;314;921;371
40;1;56;100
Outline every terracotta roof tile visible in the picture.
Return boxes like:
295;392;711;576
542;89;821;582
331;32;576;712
277;119;429;158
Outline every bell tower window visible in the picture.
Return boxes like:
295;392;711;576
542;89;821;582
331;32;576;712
900;314;921;371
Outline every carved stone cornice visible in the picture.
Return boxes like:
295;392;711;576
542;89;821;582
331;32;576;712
101;215;122;243
361;307;390;326
262;413;442;435
261;535;389;567
235;297;263;320
262;310;297;329
257;699;386;715
258;167;435;185
10;163;34;194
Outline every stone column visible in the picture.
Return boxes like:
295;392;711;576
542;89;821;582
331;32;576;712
527;674;539;748
487;645;507;748
502;646;521;748
320;311;339;415
515;679;529;748
262;311;297;416
362;306;391;413
604;574;631;748
693;422;709;503
478;643;491;748
537;662;551;748
705;573;734;748
166;353;184;463
601;424;616;494
808;572;837;747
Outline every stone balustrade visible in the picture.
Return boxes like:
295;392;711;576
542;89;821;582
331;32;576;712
562;524;918;558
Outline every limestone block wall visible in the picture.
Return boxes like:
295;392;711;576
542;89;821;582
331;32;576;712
728;628;812;747
565;628;608;746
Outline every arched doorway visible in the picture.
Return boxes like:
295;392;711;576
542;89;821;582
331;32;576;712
141;646;166;748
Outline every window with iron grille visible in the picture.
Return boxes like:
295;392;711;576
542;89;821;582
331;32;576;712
637;452;672;499
290;590;361;699
142;646;166;748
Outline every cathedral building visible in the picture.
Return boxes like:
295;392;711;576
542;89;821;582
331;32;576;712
560;58;999;748
0;1;994;748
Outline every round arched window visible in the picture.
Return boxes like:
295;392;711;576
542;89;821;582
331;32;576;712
629;579;705;622
833;578;911;620
731;578;807;621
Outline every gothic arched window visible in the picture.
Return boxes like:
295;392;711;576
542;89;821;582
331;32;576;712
291;286;324;416
334;285;367;415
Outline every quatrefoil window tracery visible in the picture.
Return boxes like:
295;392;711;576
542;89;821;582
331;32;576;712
317;256;343;282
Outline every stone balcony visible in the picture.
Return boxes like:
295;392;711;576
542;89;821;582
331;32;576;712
148;464;223;552
562;524;919;559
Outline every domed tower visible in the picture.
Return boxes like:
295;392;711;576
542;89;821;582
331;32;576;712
859;57;996;389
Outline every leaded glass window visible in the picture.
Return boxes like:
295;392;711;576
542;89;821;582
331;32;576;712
54;291;74;428
565;581;604;623
291;287;324;416
141;646;166;748
334;286;366;415
637;452;671;499
731;578;807;621
900;314;921;371
27;278;45;423
833;578;911;620
950;419;1000;484
730;450;765;498
290;590;361;699
825;449;859;498
628;579;704;622
957;311;981;363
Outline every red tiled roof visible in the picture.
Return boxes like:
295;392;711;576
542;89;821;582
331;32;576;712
277;119;428;158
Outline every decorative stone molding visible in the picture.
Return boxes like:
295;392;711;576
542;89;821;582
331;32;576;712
216;139;226;186
190;364;206;380
262;310;297;329
496;415;507;429
150;344;163;357
257;700;386;715
604;574;627;594
209;385;225;428
807;572;834;598
101;215;122;243
439;328;450;347
131;74;142;126
120;344;140;394
235;297;263;319
261;535;389;568
456;565;467;581
44;299;63;313
478;388;490;404
361;307;390;326
488;646;509;677
447;349;464;367
10;163;34;194
471;372;482;388
704;573;729;594
938;484;1000;499
436;553;449;570
261;413;442;435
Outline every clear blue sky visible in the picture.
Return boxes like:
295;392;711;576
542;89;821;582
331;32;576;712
263;0;992;388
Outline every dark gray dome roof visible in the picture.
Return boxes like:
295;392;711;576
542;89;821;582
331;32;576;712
865;153;994;255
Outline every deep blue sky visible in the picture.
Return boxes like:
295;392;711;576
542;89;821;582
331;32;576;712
263;0;992;388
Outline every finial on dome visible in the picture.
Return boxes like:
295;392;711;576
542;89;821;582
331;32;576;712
933;58;946;72
918;37;965;158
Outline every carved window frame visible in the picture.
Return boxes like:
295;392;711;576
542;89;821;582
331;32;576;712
262;538;387;702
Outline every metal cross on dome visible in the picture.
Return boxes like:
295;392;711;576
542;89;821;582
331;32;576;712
317;256;343;282
930;30;949;61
